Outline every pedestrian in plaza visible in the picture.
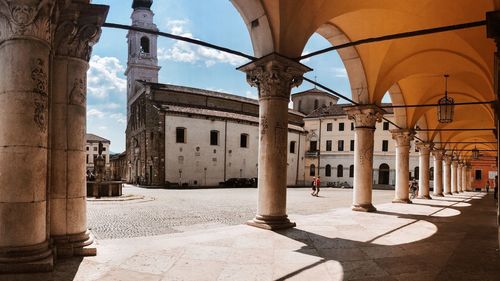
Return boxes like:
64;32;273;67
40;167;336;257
313;176;321;197
485;180;490;193
311;177;316;196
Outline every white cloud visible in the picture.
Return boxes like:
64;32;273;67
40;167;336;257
300;50;311;64
110;113;127;124
160;19;249;67
332;67;348;78
245;90;258;100
87;55;127;98
87;108;105;118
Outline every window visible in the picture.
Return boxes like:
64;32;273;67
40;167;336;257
310;141;317;151
350;140;355;151
383;122;389;130
351;122;354;131
310;164;316;176
430;167;434;181
382;140;389;152
475;170;482;180
93;147;97;151
338;140;344;151
349;165;354;178
210;130;219;146
325;165;332;177
290;141;296;154
86;155;89;164
339;122;344;131
103;147;106;151
86;147;89;151
240;134;248;148
414;167;419;180
337;165;344;177
140;36;150;53
326;140;332;151
176;127;186;143
326;123;332;131
314;99;319;109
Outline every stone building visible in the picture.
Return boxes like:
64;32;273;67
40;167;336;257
124;1;306;186
110;152;127;181
85;133;111;173
295;89;422;187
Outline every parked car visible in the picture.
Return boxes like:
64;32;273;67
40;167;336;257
219;178;256;187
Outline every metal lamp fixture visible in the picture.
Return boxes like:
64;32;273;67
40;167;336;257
472;145;479;159
437;74;454;123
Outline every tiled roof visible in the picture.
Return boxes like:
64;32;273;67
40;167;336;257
292;88;339;99
86;133;110;143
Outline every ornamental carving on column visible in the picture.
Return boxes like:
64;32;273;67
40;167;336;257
31;58;48;132
432;149;445;161
416;142;432;155
0;0;53;43
69;77;86;106
391;129;415;147
443;155;452;165
345;106;384;129
54;17;102;61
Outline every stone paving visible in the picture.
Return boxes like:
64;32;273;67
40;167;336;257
87;185;395;239
3;191;500;281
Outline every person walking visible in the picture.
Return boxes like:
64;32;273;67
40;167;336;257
313;176;321;197
311;177;316;196
485;180;490;193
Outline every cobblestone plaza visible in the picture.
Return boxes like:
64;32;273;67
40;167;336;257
87;186;396;239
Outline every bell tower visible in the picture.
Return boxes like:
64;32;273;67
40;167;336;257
125;0;160;112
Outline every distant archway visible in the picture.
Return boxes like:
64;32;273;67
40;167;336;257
378;163;390;185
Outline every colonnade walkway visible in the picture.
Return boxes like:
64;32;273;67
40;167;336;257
4;192;499;281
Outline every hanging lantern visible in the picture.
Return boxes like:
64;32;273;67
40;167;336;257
437;74;454;123
472;146;479;159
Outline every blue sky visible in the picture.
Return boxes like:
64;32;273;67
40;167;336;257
89;0;352;153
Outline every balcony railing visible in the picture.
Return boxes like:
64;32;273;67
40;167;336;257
305;151;319;157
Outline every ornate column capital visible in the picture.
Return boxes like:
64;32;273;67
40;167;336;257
390;129;415;147
238;53;311;101
416;141;433;154
345;105;385;129
0;0;56;44
432;149;445;160
443;154;452;165
53;3;108;61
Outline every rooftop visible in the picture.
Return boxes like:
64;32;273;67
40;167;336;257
86;133;110;143
306;103;394;118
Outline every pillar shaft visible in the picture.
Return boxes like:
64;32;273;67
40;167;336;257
432;150;445;196
417;143;432;199
443;156;452;195
50;3;108;258
391;129;414;203
457;163;463;192
0;1;55;272
461;165;467;192
345;105;384;212
239;54;310;230
451;160;458;193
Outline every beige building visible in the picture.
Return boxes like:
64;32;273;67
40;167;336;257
85;133;111;173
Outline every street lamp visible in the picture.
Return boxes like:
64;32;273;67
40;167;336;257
472;146;479;159
438;74;454;123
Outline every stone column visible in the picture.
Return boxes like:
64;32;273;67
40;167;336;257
50;3;108;258
239;54;310;229
451;159;459;194
416;142;432;199
432;150;445;197
443;155;452;195
457;161;463;192
345;105;384;212
391;129;414;203
461;163;468;192
0;1;55;273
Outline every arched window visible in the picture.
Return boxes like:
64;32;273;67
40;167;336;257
309;164;316;176
337;165;343;177
314;99;319;109
325;165;331;177
140;36;150;53
414;167;420;180
430;167;434;181
378;163;390;185
349;165;354;178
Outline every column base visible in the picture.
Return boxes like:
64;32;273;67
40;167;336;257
246;215;296;230
52;230;96;259
444;192;453;195
417;195;432;199
392;198;412;204
352;203;377;212
0;241;53;273
433;193;444;197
